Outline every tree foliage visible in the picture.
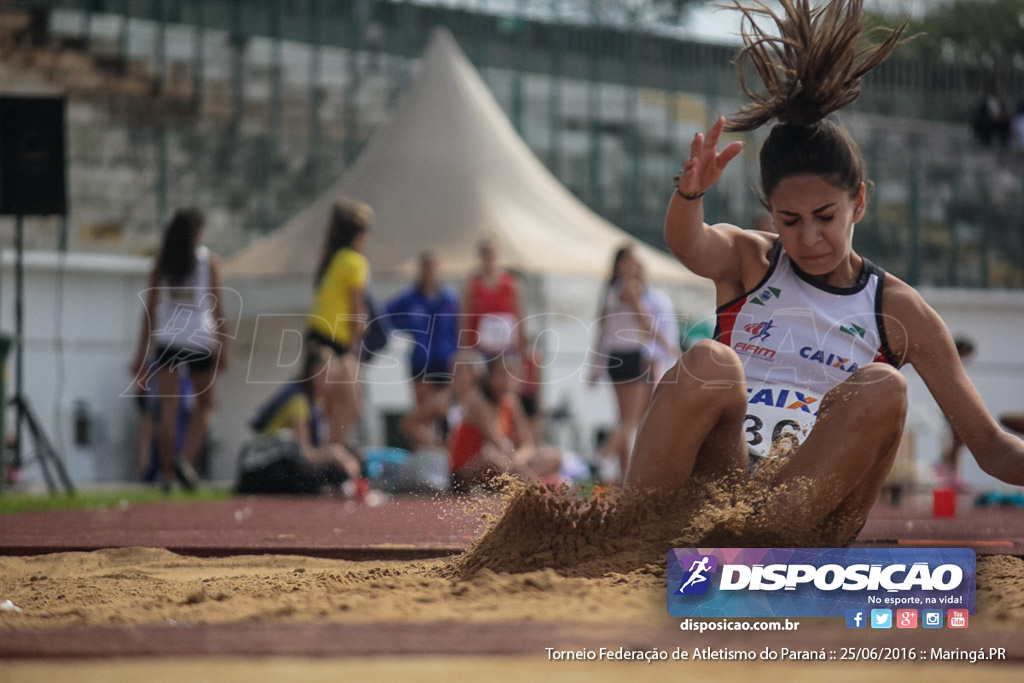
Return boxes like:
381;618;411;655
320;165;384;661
869;0;1024;69
591;0;702;25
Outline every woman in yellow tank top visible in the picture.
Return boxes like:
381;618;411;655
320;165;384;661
307;199;372;447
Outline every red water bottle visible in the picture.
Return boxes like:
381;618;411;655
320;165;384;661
355;476;370;502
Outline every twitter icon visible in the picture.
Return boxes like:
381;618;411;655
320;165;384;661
870;609;892;629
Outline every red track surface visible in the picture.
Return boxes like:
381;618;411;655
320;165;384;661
1;490;1021;660
0;494;504;559
1;491;1020;558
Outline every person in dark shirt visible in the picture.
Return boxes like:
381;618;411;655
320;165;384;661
386;250;461;449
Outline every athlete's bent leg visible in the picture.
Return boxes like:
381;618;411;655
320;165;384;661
766;363;908;541
625;340;748;491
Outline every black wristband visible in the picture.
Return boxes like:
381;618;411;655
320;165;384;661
675;186;707;201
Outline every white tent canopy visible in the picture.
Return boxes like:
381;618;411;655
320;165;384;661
224;27;706;287
215;27;712;473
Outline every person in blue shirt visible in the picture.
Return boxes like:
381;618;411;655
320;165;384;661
386;250;461;449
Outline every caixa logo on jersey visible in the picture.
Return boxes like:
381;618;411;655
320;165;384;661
667;548;976;618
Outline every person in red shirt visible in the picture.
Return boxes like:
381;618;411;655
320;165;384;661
448;354;560;488
461;237;526;360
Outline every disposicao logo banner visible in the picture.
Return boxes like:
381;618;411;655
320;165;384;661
667;548;976;618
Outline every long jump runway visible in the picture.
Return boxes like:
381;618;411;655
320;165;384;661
0;491;1021;661
0;494;502;560
1;492;1019;558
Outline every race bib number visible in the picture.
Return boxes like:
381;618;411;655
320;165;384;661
478;313;516;353
743;381;821;458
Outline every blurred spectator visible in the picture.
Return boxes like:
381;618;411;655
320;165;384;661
588;244;655;483
386;250;460;450
133;374;157;480
971;80;1011;148
639;264;681;383
307;199;373;448
1010;99;1024;153
130;208;226;493
518;336;545;444
133;366;194;484
448;354;561;489
446;349;487;436
241;347;362;495
461;237;525;359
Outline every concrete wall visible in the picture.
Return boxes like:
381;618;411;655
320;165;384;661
0;249;149;485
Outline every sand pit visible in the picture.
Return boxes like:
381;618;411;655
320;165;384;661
1;547;1023;680
0;546;666;630
1;546;1022;631
2;482;1023;679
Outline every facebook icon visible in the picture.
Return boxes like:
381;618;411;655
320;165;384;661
845;609;866;629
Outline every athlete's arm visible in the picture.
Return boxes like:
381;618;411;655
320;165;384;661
884;278;1024;485
667;116;774;303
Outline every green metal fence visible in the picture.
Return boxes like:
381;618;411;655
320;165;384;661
11;0;1024;288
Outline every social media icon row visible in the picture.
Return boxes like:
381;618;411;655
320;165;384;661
845;608;968;629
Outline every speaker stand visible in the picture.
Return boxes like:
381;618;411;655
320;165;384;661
3;215;75;495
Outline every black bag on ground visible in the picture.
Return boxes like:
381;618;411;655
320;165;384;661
235;432;345;495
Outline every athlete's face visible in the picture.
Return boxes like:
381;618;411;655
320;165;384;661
768;174;866;285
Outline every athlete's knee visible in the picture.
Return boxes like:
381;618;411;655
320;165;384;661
670;339;743;388
854;363;906;401
652;341;744;416
841;363;908;425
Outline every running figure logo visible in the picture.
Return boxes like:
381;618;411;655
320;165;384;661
676;554;718;596
744;320;776;343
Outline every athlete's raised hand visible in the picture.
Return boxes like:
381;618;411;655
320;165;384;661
675;116;744;200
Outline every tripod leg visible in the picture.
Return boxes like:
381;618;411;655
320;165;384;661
36;442;60;494
20;398;75;495
6;217;75;496
9;397;59;493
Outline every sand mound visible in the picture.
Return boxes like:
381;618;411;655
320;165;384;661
456;465;860;578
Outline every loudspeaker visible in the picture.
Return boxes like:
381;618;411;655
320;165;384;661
0;95;67;216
